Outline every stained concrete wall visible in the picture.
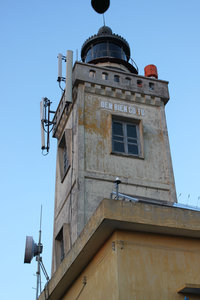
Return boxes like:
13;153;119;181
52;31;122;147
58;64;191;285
61;230;200;300
51;62;177;274
62;233;119;300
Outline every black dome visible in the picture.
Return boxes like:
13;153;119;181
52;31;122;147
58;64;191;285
81;26;138;74
98;26;112;35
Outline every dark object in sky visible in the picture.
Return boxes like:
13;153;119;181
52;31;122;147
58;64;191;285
91;0;110;14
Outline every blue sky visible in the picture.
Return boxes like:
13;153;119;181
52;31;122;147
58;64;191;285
1;1;200;299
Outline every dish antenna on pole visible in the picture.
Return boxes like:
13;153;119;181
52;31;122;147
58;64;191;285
24;206;49;300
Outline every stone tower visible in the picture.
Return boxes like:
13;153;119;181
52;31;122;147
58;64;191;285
51;26;177;274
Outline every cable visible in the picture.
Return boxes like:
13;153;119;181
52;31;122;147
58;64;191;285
68;103;74;248
75;277;87;300
42;149;49;156
59;81;65;92
44;283;49;300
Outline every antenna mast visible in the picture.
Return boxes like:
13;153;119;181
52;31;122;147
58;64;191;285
24;207;49;299
36;206;43;300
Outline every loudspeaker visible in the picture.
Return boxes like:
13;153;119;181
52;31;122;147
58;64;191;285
91;0;110;14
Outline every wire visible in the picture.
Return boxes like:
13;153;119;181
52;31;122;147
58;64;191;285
42;122;48;134
59;81;65;92
42;149;49;156
44;282;49;300
75;278;87;300
68;104;74;248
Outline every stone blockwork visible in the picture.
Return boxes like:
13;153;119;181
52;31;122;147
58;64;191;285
51;61;176;274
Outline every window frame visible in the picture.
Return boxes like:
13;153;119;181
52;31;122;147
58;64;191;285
114;75;120;83
55;228;65;264
55;223;71;268
58;129;71;182
85;41;127;62
102;72;108;80
111;116;144;159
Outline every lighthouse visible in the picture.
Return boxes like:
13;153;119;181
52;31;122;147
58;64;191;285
38;25;200;300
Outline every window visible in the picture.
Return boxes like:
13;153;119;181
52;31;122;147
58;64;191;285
149;82;154;90
63;145;68;174
58;130;71;181
112;119;140;156
55;228;64;264
89;70;95;78
125;77;131;85
137;79;143;87
114;75;120;83
84;42;127;63
55;223;70;268
102;72;108;80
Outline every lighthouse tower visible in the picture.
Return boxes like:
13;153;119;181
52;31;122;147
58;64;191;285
37;24;200;300
51;25;177;273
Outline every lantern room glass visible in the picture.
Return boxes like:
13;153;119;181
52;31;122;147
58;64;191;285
85;42;127;63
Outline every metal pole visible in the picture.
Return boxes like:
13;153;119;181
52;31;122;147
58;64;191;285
115;181;119;200
114;177;121;200
46;101;50;152
36;255;40;300
36;206;43;300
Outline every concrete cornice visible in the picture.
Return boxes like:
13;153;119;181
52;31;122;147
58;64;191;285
39;199;200;300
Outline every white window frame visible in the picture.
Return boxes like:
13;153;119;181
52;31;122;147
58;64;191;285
112;117;143;158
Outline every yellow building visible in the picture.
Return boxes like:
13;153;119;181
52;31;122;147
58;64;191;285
39;26;200;300
39;200;200;300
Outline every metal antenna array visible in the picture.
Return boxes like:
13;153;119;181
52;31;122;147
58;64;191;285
40;50;73;156
57;53;66;91
24;206;49;300
57;50;73;103
40;98;55;155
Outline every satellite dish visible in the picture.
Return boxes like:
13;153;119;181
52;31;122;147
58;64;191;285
24;207;49;299
24;236;42;263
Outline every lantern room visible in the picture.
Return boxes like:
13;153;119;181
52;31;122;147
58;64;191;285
81;26;138;74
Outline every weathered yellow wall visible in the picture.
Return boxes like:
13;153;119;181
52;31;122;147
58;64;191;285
62;233;119;300
62;230;200;300
116;230;200;299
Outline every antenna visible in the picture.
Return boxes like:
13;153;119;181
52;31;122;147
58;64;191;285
40;97;55;155
57;53;66;92
114;177;121;200
65;50;73;103
24;206;49;300
57;50;73;100
57;53;63;81
40;98;45;150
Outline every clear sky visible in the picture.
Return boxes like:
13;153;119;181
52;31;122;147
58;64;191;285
1;1;200;299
